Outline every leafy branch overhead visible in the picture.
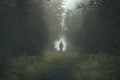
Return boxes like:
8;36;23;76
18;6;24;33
76;0;120;9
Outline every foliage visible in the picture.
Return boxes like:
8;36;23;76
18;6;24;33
0;0;48;56
66;0;120;53
0;0;48;78
1;50;120;80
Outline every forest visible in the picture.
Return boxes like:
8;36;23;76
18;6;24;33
0;0;120;80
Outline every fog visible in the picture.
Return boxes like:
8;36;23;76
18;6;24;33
0;0;120;80
62;0;82;10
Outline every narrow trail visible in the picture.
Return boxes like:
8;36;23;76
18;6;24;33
42;51;76;80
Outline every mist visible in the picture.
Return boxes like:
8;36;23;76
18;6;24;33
0;0;120;80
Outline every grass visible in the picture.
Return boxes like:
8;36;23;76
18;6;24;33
1;50;120;80
71;51;120;80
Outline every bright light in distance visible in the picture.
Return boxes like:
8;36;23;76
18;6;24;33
62;0;82;10
54;37;67;52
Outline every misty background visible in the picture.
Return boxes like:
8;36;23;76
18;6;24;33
0;0;120;80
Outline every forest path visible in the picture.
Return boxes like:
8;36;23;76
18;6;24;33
41;50;78;80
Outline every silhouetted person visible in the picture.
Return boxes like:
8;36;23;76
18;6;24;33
59;41;63;52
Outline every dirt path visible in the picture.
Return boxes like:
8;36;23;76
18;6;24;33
42;51;75;80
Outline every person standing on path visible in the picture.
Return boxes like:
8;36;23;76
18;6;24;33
59;41;63;52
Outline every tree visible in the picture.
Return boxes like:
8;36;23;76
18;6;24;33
43;0;63;50
0;0;48;78
66;0;120;53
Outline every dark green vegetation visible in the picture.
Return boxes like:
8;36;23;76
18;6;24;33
0;0;120;80
66;0;120;53
0;0;48;78
0;0;48;55
1;50;120;80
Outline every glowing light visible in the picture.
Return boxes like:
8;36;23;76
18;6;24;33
54;37;67;52
62;0;82;10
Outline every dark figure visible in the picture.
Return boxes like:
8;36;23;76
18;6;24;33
59;41;63;52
